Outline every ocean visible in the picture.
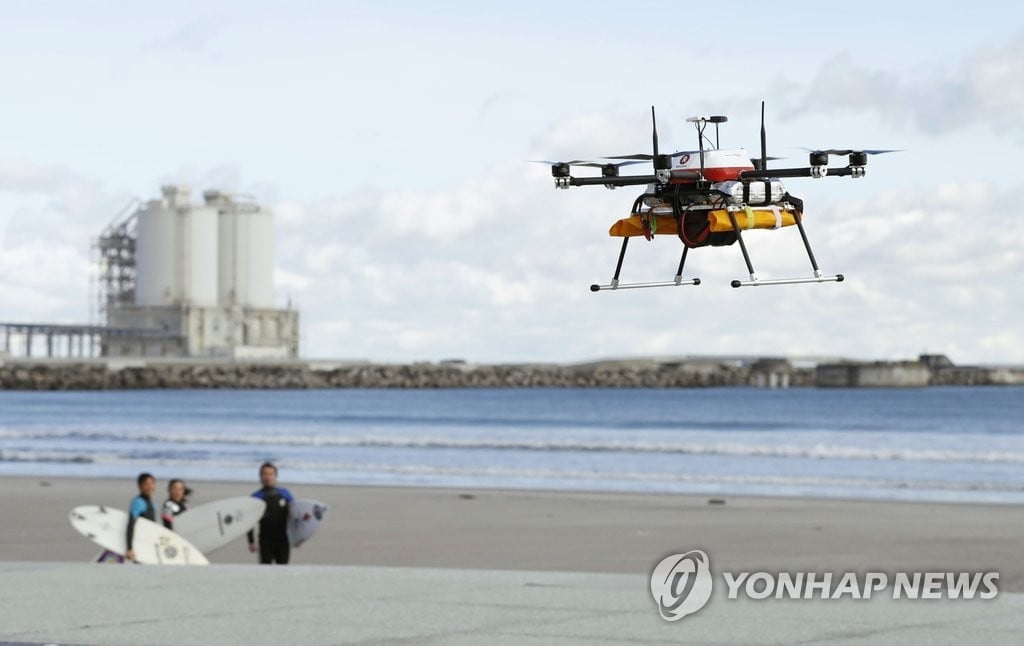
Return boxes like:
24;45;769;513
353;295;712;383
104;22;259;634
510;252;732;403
1;387;1022;503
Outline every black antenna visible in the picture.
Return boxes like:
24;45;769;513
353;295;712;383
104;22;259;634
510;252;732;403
697;121;705;178
760;101;767;171
651;106;671;172
651;106;659;159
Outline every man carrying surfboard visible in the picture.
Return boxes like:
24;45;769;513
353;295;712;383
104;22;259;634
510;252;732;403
126;472;157;562
247;462;295;564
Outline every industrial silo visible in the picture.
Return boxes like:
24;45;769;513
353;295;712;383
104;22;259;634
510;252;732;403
134;190;178;307
183;202;219;307
134;185;218;307
209;191;275;309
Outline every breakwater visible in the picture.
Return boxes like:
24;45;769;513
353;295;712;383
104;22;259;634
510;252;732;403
0;358;1018;390
0;359;758;390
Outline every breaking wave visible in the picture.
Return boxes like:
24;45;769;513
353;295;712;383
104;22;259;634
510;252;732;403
0;449;93;464
1;428;1023;464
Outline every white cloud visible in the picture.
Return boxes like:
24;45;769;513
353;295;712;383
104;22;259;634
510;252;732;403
143;18;223;54
0;161;121;325
783;29;1024;136
0;242;91;321
273;268;310;293
0;160;81;193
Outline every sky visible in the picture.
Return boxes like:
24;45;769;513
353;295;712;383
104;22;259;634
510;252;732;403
0;1;1022;364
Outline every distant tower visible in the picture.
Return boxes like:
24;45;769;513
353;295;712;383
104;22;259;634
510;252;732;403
96;185;299;358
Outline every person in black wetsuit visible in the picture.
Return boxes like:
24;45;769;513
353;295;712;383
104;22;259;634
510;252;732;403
126;472;156;562
161;479;191;531
247;462;295;564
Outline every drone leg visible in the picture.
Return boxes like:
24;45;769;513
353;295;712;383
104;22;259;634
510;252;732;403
792;213;823;276
673;246;700;286
612;236;629;285
729;209;845;288
727;212;759;286
591;237;629;291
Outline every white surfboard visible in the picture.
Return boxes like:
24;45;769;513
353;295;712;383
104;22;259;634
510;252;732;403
171;496;266;554
70;505;209;565
288;499;328;547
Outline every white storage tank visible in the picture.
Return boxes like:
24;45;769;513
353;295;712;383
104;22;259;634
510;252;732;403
135;190;179;307
183;204;219;307
134;185;219;307
210;191;275;309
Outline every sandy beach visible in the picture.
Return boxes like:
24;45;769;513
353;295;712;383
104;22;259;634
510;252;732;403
2;476;1024;644
3;475;1022;590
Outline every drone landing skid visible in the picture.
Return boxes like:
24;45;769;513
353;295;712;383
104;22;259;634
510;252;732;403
590;237;701;292
731;274;844;288
726;210;843;289
591;277;702;292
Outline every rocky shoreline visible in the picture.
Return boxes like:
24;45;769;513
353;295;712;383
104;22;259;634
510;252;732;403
0;358;1019;390
0;359;759;390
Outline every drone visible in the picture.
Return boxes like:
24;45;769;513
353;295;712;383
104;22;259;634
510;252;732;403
539;103;894;291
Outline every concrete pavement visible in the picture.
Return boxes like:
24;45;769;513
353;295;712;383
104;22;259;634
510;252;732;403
1;562;1023;645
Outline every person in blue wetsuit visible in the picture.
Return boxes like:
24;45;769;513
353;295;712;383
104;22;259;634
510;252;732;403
247;462;295;564
126;472;156;562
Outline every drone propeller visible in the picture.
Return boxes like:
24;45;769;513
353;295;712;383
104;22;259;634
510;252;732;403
601;152;689;161
530;159;600;166
802;148;901;156
605;153;784;165
571;160;647;168
531;159;646;167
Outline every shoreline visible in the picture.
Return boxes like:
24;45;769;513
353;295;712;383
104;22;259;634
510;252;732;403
5;475;1022;592
5;471;1022;508
12;470;1024;502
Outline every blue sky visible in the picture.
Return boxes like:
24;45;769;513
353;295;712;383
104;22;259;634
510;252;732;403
1;2;1022;363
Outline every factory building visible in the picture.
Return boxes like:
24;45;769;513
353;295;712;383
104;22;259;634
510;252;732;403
95;185;298;359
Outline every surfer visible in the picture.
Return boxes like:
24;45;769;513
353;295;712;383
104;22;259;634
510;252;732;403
125;472;157;562
247;462;295;564
161;479;191;531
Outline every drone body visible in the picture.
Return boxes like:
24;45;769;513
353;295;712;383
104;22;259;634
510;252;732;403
541;104;893;291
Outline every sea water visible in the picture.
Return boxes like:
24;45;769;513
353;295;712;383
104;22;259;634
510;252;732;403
1;387;1022;503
